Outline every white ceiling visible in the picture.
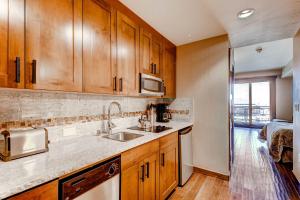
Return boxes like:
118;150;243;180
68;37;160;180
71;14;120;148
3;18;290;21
202;0;300;47
120;0;226;46
234;38;293;73
120;0;300;47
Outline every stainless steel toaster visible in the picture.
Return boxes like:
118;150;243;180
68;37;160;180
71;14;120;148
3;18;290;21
0;127;49;161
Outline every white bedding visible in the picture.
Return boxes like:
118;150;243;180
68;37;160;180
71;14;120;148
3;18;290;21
266;121;293;146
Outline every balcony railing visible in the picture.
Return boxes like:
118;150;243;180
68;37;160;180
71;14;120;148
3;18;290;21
234;104;270;125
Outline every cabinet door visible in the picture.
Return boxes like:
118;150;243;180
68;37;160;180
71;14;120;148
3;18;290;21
159;143;178;200
140;28;152;75
25;0;82;92
8;180;58;200
0;0;24;88
83;0;116;94
121;161;144;200
152;36;163;77
116;11;139;96
163;48;176;98
143;153;159;200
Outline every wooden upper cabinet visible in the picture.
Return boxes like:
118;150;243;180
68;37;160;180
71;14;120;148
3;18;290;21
116;11;139;96
163;45;176;98
25;0;82;92
140;28;163;78
0;0;24;88
151;36;163;77
83;0;117;94
140;28;152;75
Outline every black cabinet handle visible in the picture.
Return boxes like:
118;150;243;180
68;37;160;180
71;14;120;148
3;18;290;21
119;78;123;92
154;64;157;74
32;60;37;84
140;165;145;182
146;162;150;178
161;153;165;166
15;57;20;83
151;63;154;74
113;76;117;91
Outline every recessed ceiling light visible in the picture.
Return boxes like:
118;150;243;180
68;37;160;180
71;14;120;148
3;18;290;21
256;47;263;53
237;8;255;19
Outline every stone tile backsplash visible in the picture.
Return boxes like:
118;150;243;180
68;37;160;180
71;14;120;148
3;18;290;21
166;98;194;122
0;89;154;123
0;89;192;142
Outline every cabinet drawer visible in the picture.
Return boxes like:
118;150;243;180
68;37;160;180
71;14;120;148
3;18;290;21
121;140;159;170
159;132;178;149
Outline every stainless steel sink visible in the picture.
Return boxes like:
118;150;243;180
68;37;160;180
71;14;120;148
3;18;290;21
102;132;143;142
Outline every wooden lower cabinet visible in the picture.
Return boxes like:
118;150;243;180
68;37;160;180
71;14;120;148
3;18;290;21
121;140;160;200
121;153;159;200
159;142;178;199
8;180;58;200
143;153;160;200
121;132;178;200
122;161;144;200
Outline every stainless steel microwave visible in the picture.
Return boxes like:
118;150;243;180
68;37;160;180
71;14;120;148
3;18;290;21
140;73;164;96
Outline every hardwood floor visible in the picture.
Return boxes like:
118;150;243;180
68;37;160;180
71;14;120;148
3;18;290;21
171;127;299;200
171;172;230;200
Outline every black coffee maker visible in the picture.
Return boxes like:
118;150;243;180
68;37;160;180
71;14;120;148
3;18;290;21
156;103;172;122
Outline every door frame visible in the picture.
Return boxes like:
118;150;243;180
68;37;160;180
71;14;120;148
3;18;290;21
228;48;235;173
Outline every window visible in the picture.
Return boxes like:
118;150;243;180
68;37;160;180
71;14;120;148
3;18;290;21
234;81;271;127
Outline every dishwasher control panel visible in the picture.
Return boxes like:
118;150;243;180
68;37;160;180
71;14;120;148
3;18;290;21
59;156;120;200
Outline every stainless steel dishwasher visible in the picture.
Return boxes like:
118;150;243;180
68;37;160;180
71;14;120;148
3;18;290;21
59;156;120;200
178;126;193;186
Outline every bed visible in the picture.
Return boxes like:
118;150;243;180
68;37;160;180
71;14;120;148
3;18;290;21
259;121;293;163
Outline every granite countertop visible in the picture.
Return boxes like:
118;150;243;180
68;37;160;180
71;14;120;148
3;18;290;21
0;121;193;199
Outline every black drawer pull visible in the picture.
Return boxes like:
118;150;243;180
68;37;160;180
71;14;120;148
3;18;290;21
119;78;123;92
146;162;150;178
32;60;37;84
151;63;154;74
113;76;117;91
154;64;157;74
15;57;20;83
140;164;145;182
71;178;86;187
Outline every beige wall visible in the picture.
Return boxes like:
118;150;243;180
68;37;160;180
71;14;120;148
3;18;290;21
276;77;293;121
293;29;300;180
177;35;230;175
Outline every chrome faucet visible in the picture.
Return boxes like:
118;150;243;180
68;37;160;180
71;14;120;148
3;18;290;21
107;101;122;134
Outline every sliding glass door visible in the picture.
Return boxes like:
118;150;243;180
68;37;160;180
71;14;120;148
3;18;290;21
251;82;271;124
234;81;271;127
234;83;250;125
